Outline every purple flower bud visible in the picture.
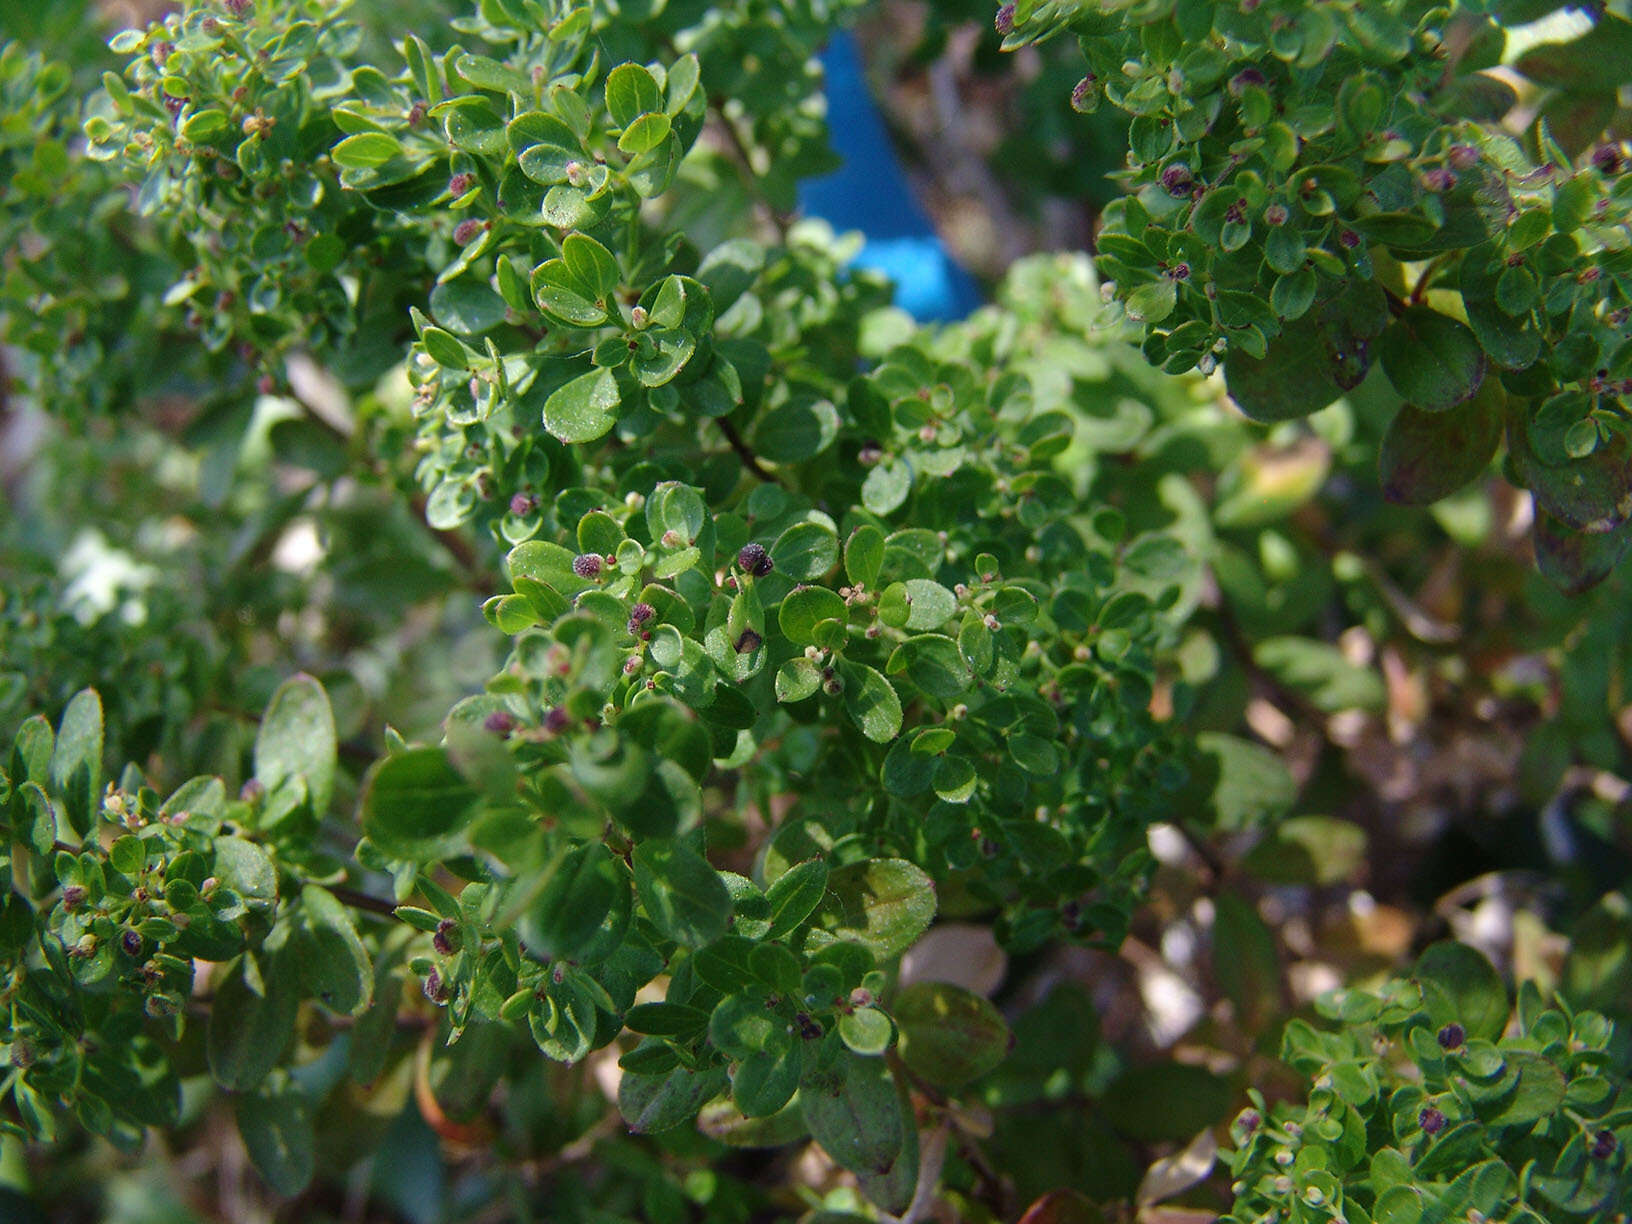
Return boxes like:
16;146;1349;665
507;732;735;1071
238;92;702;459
240;778;265;804
453;218;485;246
995;3;1016;35
1229;68;1266;96
543;707;570;734
1448;144;1480;171
1436;1022;1465;1049
627;602;656;635
483;710;515;736
1419;1106;1446;1136
1590;1129;1617;1159
1264;202;1290;226
121;930;143;957
423;968;446;1002
61;884;87;911
223;0;251;15
1161;164;1195;197
572;553;603;579
737;542;773;577
858;441;884;466
449;171;476;196
509;491;535;517
1166;262;1191;281
432;918;459;956
1339;229;1361;249
1070;76;1096;112
1421;166;1458;193
1591;144;1624;175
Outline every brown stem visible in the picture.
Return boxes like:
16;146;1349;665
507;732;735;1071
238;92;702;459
717;417;779;483
329;883;399;917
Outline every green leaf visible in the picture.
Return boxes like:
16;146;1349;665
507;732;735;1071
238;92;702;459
802;1052;918;1212
1223;311;1343;422
861;460;912;515
544;367;621;444
1252;637;1386;713
895;981;1011;1087
359;747;482;862
518;842;631;963
632;840;731;948
839;1006;893;1056
878;580;956;631
255;674;336;816
844;525;885;589
1210;891;1281;1028
772;520;839;581
807;858;935;959
561;233;620;301
1415;941;1508;1042
779;586;846;646
1479;1050;1566;1128
841;662;901;743
420;325;470;369
766;858;829;939
606;63;663;128
732;1046;802;1118
331;131;402;168
49;689;102;836
618;110;672;155
236;1085;314;1197
295;886;373;1016
1513;14;1632;91
1380;382;1503;504
1125;278;1177;324
619;1064;728;1133
1376;307;1487;412
531;259;609;327
208;955;297;1091
776;658;822;703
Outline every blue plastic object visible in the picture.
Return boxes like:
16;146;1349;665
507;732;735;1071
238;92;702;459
798;32;983;322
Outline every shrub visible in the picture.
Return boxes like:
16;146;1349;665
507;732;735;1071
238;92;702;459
0;0;1628;1220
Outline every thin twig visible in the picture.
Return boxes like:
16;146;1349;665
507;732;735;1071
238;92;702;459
329;883;399;917
890;1122;949;1224
717;417;779;483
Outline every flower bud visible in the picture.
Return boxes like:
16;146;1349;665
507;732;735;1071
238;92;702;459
1160;164;1194;197
630;305;648;328
1447;143;1480;170
483;710;515;736
1591;143;1625;175
62;884;87;911
1418;1105;1446;1135
121;930;143;958
453;218;485;246
572;553;603;579
737;542;773;577
509;491;535;517
1070;76;1097;113
1436;1022;1465;1049
1421;166;1458;193
995;3;1016;35
627;602;656;634
1590;1129;1617;1159
1263;201;1289;226
432;918;459;956
448;171;476;196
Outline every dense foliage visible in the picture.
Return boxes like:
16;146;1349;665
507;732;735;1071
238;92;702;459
0;1;1628;1221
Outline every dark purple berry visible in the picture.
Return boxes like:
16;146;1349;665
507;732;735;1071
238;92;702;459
121;930;143;957
572;553;603;579
995;3;1016;35
1339;229;1361;249
796;1012;824;1039
737;542;773;577
1436;1022;1465;1050
734;628;763;654
1590;1129;1617;1160
1592;144;1624;175
543;707;570;734
1419;1106;1446;1136
483;710;515;736
1166;262;1191;281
